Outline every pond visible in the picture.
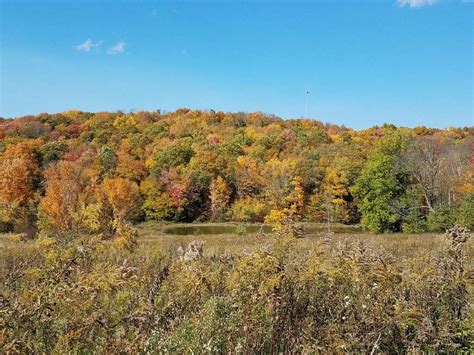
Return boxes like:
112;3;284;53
163;224;362;236
164;225;272;235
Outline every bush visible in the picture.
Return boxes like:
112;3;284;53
229;197;268;223
402;209;427;233
0;219;13;233
427;205;456;232
456;192;474;229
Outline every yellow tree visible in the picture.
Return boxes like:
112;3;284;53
39;153;99;238
210;176;231;221
308;166;349;224
116;144;148;183
0;141;41;233
323;167;348;207
101;177;141;223
100;177;141;250
289;176;305;217
262;158;297;210
235;156;264;197
265;175;305;234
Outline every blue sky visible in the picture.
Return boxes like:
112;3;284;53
1;0;472;129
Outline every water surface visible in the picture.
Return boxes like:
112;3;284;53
164;224;362;236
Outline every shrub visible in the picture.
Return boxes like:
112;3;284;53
235;225;247;235
0;219;13;232
229;197;268;222
427;205;456;232
456;192;474;229
402;209;427;233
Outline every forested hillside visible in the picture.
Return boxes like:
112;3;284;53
0;109;472;239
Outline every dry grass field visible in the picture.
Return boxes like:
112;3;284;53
2;222;473;292
1;223;473;352
136;221;471;260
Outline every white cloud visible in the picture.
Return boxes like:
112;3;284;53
75;38;102;52
397;0;438;8
107;41;126;55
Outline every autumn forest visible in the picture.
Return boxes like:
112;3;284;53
0;109;472;238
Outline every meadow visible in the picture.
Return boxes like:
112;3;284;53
1;222;472;353
137;221;461;260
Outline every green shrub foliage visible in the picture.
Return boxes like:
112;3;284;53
457;192;474;229
427;205;456;232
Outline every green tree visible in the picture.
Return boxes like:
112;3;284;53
351;130;409;233
152;139;194;175
39;141;68;167
100;146;117;176
427;205;456;232
456;192;474;229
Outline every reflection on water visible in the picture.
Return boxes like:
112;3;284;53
164;224;362;236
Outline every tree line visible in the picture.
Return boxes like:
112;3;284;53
0;109;472;240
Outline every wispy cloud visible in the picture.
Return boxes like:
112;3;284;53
397;0;438;8
75;38;102;52
107;41;126;55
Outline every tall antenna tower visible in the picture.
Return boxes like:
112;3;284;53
305;90;310;119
